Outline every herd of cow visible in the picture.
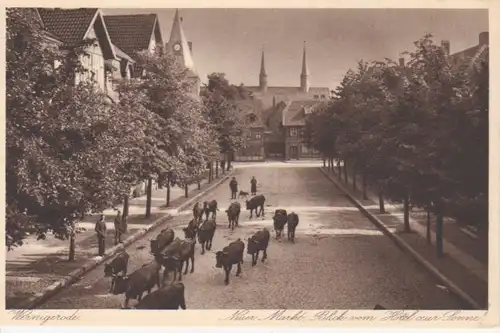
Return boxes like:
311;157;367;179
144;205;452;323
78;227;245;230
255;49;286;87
101;194;300;310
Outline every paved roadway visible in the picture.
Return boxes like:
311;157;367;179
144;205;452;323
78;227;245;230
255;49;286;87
39;162;465;309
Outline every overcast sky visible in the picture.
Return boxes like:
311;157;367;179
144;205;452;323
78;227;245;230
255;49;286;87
102;8;488;90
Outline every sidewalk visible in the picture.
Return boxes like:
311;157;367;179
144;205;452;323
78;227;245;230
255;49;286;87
320;167;488;309
5;173;227;309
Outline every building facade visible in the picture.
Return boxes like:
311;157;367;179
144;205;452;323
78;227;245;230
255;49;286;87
244;42;329;160
233;100;266;161
37;8;117;102
281;101;323;160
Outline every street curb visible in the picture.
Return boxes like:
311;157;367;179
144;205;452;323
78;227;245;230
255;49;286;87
318;167;482;310
15;170;235;310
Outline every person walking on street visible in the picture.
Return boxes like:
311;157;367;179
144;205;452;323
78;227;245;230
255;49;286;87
229;176;238;199
113;208;123;245
251;176;257;196
95;214;107;256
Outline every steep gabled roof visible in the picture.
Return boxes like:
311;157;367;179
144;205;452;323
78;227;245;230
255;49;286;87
166;9;198;77
231;100;265;129
282;100;323;126
112;43;135;63
103;14;160;59
37;8;115;59
37;8;97;45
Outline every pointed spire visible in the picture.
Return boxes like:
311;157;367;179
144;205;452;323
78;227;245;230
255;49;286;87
300;41;309;93
301;41;309;75
259;46;267;92
168;9;196;74
260;48;266;75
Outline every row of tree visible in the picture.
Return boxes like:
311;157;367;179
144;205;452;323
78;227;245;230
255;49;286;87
304;34;488;256
6;8;251;253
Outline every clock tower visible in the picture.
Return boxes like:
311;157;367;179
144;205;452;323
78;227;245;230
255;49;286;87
167;9;200;96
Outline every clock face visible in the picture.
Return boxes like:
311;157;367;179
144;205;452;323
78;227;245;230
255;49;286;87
173;43;181;52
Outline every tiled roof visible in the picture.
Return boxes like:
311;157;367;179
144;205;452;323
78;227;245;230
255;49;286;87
103;14;157;59
37;8;98;45
449;44;489;68
112;43;135;63
282;100;323;126
231;100;265;128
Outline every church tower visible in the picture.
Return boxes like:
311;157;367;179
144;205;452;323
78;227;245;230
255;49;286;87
300;41;310;93
167;9;200;95
259;49;268;93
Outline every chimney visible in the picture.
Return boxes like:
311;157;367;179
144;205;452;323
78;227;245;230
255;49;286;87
479;31;489;45
399;57;405;67
188;41;193;55
441;40;450;56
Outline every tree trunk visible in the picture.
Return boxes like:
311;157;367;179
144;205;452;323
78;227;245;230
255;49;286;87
123;195;129;220
362;175;368;200
145;178;152;218
426;209;432;245
403;195;411;232
208;162;212;183
198;181;201;190
68;224;76;262
323;157;327;168
436;205;444;257
184;184;188;198
215;160;219;178
378;187;385;213
226;153;232;171
352;169;357;191
122;195;129;233
166;181;171;207
337;159;341;178
343;161;348;184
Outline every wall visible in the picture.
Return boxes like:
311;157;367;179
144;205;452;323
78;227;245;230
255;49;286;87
76;25;105;91
235;128;265;161
284;126;321;159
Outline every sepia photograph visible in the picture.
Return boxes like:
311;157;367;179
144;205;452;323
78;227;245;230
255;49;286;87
4;6;490;314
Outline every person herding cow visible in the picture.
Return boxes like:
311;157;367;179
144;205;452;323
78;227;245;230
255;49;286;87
95;214;107;256
229;177;238;200
250;176;257;196
113;208;124;245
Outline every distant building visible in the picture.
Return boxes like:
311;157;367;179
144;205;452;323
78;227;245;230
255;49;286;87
232;100;266;161
247;42;331;109
281;101;324;160
445;31;489;68
242;42;329;160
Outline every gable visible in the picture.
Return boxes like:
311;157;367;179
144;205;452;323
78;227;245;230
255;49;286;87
37;8;97;46
103;14;159;60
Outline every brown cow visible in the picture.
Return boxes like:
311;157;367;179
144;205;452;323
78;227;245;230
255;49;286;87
215;238;245;285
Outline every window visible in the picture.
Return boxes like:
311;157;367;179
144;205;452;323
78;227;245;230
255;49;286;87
321;94;326;99
314;94;319;99
289;128;298;137
301;144;309;154
255;132;262;140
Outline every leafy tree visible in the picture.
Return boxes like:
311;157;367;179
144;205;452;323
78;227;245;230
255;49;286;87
6;8;144;254
117;51;218;210
202;72;251;169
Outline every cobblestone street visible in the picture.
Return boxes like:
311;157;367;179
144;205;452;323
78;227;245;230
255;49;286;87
39;163;464;309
